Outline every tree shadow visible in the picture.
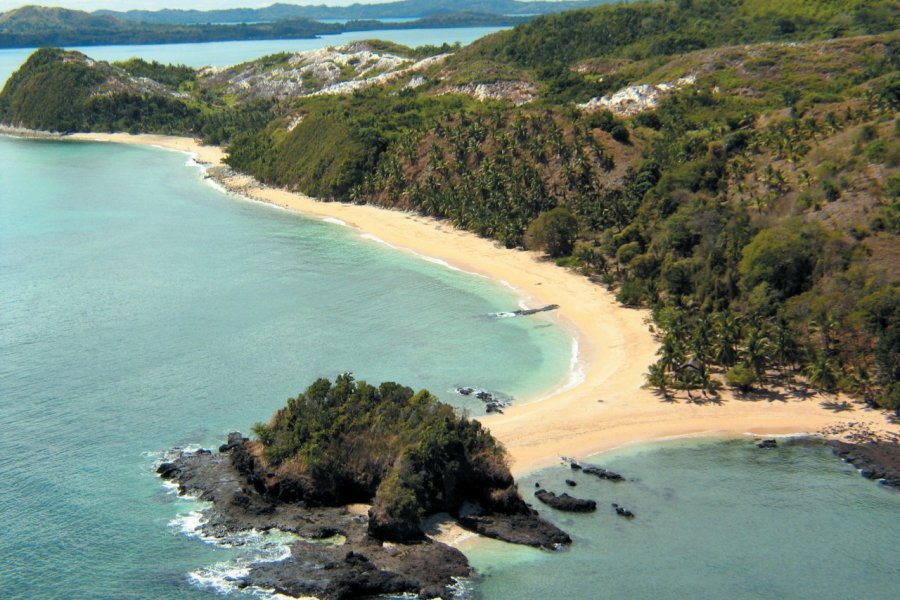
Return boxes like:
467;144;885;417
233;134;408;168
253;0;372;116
784;384;816;399
733;387;790;403
651;388;678;403
820;399;855;412
673;389;724;405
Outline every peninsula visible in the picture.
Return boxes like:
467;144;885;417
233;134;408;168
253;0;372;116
157;375;570;598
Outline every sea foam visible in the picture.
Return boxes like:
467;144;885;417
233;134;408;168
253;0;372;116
551;337;585;396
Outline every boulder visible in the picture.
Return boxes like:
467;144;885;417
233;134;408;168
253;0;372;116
534;489;596;512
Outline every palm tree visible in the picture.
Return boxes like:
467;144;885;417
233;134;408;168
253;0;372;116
646;362;670;400
771;316;799;379
714;310;740;367
805;349;837;393
743;321;770;382
690;314;713;381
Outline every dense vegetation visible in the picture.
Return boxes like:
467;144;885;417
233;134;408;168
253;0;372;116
1;0;898;409
249;374;526;541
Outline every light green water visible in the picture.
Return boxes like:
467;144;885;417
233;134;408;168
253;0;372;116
466;438;899;600
0;136;572;598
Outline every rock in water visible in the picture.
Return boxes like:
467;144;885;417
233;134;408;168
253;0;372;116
534;489;597;512
582;466;624;481
757;439;778;449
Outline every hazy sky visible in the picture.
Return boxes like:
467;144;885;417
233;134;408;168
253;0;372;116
0;1;400;11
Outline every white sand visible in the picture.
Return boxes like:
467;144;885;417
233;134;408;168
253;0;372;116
65;132;899;475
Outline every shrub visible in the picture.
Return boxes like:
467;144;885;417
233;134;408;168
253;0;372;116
725;363;757;392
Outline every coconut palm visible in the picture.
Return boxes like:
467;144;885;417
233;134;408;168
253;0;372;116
805;349;838;393
743;320;771;381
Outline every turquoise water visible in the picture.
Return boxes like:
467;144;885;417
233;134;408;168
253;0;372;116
2;29;898;600
468;439;900;599
3;138;898;600
0;136;571;598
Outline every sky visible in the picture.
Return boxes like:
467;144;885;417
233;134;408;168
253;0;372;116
0;1;399;12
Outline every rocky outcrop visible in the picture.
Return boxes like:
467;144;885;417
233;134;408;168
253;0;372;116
577;75;696;116
158;433;571;598
534;489;597;512
457;513;572;548
829;439;900;489
581;465;624;481
454;386;512;414
441;80;537;106
199;44;449;103
159;440;468;599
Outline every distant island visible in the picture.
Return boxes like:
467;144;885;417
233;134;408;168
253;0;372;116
0;1;619;49
0;4;532;49
97;0;614;25
157;374;570;598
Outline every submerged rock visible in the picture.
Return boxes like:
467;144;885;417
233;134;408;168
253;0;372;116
611;503;635;518
757;439;778;449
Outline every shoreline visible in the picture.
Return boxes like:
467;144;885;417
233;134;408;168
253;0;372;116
51;132;900;474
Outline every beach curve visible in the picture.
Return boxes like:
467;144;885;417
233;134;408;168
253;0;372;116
64;132;899;475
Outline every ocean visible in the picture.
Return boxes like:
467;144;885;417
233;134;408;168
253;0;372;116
1;28;898;600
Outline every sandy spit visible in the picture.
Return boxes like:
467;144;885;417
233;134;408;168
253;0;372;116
60;132;899;475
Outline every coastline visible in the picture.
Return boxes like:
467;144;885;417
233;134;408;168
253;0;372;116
58;132;900;475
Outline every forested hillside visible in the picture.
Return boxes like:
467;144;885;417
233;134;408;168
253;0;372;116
2;0;897;408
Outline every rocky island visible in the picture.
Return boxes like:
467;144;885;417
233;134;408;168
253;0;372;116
157;374;569;599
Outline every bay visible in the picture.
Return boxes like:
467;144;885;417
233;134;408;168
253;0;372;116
0;135;572;598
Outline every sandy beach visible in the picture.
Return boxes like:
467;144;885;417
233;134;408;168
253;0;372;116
64;132;898;475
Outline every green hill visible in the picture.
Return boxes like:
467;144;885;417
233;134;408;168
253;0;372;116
2;0;897;409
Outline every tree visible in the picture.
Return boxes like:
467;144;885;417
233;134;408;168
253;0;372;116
771;316;799;377
739;223;823;299
805;350;838;393
743;320;770;380
645;361;670;399
524;207;579;257
713;310;740;366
